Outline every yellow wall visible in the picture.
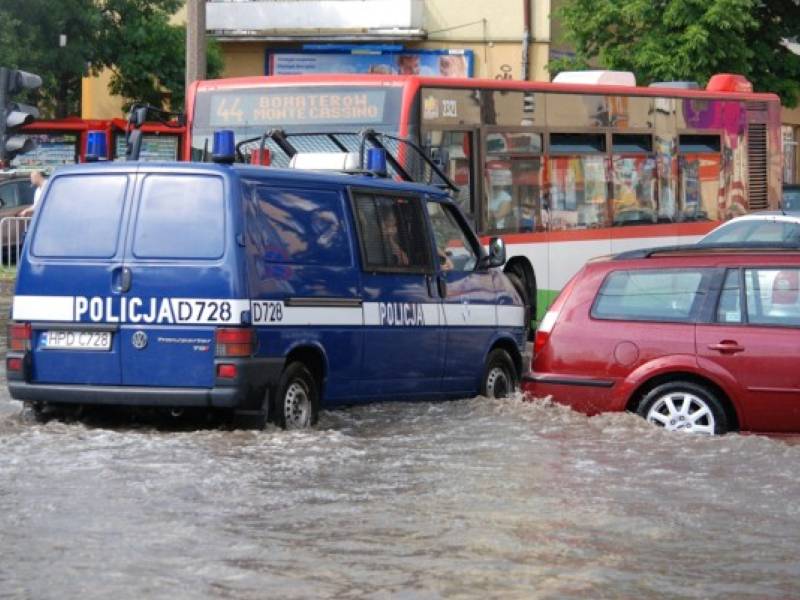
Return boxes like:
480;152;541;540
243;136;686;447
221;43;267;78
81;70;125;119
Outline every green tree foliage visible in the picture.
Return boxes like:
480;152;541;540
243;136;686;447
0;0;223;117
551;0;800;107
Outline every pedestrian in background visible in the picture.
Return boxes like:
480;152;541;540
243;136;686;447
20;170;47;217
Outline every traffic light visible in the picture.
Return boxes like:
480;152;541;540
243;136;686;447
0;66;42;167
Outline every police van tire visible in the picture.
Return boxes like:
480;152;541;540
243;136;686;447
480;349;517;399
273;362;320;430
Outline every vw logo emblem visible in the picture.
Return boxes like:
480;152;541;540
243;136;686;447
131;330;148;350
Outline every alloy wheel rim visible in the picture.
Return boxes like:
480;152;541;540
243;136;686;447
486;367;510;398
646;391;715;434
284;381;311;429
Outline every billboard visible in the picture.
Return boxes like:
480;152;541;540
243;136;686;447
268;49;473;78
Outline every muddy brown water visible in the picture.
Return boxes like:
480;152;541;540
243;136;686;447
1;280;800;598
2;385;800;599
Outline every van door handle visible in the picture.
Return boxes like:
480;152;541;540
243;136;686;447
426;274;436;298
112;266;132;293
437;275;447;298
707;341;745;354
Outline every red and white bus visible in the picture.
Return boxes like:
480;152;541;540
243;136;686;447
185;73;782;320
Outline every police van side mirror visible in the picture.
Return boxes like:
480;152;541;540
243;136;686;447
480;237;506;269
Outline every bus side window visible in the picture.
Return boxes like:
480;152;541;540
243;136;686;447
483;131;542;234
547;133;608;231
678;135;722;222
610;134;657;226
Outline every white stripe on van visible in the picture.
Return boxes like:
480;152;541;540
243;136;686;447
11;296;526;329
497;305;526;327
12;296;75;322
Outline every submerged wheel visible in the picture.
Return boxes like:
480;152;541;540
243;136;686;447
637;381;728;435
480;349;517;399
273;362;319;430
22;401;49;423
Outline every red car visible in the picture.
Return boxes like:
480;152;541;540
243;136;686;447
522;244;800;435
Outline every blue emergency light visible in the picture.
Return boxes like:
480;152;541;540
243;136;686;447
212;130;236;164
366;147;387;177
85;130;107;162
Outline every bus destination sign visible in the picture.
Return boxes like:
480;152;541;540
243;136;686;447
208;89;388;127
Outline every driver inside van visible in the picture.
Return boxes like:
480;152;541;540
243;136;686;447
382;210;410;266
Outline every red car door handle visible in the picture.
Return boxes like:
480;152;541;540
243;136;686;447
707;341;745;354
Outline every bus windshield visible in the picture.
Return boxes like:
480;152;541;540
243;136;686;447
191;85;405;160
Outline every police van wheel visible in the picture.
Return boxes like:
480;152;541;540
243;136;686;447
273;362;319;430
480;349;517;399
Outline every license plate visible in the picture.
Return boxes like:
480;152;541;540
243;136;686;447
42;330;112;351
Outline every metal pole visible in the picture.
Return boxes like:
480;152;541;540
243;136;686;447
521;0;531;81
186;0;207;94
0;67;9;166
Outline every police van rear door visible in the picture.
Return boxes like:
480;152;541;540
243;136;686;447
16;170;133;385
117;169;244;388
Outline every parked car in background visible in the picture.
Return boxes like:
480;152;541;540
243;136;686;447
522;244;800;435
697;211;800;245
0;175;34;262
784;184;800;211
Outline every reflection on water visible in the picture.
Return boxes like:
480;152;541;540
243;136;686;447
2;394;800;599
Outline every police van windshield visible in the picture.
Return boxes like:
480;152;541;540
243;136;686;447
191;85;404;161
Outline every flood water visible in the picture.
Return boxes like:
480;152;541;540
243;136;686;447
2;377;800;598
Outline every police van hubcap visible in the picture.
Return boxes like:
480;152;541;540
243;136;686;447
486;367;510;398
284;382;311;429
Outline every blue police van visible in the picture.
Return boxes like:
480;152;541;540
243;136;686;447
6;139;526;429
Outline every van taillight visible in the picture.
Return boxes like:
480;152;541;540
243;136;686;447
8;322;31;352
215;328;254;357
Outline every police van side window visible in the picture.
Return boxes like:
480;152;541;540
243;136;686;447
426;202;478;272
132;175;224;260
32;175;128;258
353;193;431;271
251;185;351;266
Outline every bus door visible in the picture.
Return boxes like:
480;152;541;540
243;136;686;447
482;128;544;316
423;129;478;225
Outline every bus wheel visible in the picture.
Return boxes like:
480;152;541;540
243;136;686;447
480;349;517;399
505;262;536;338
273;362;319;430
